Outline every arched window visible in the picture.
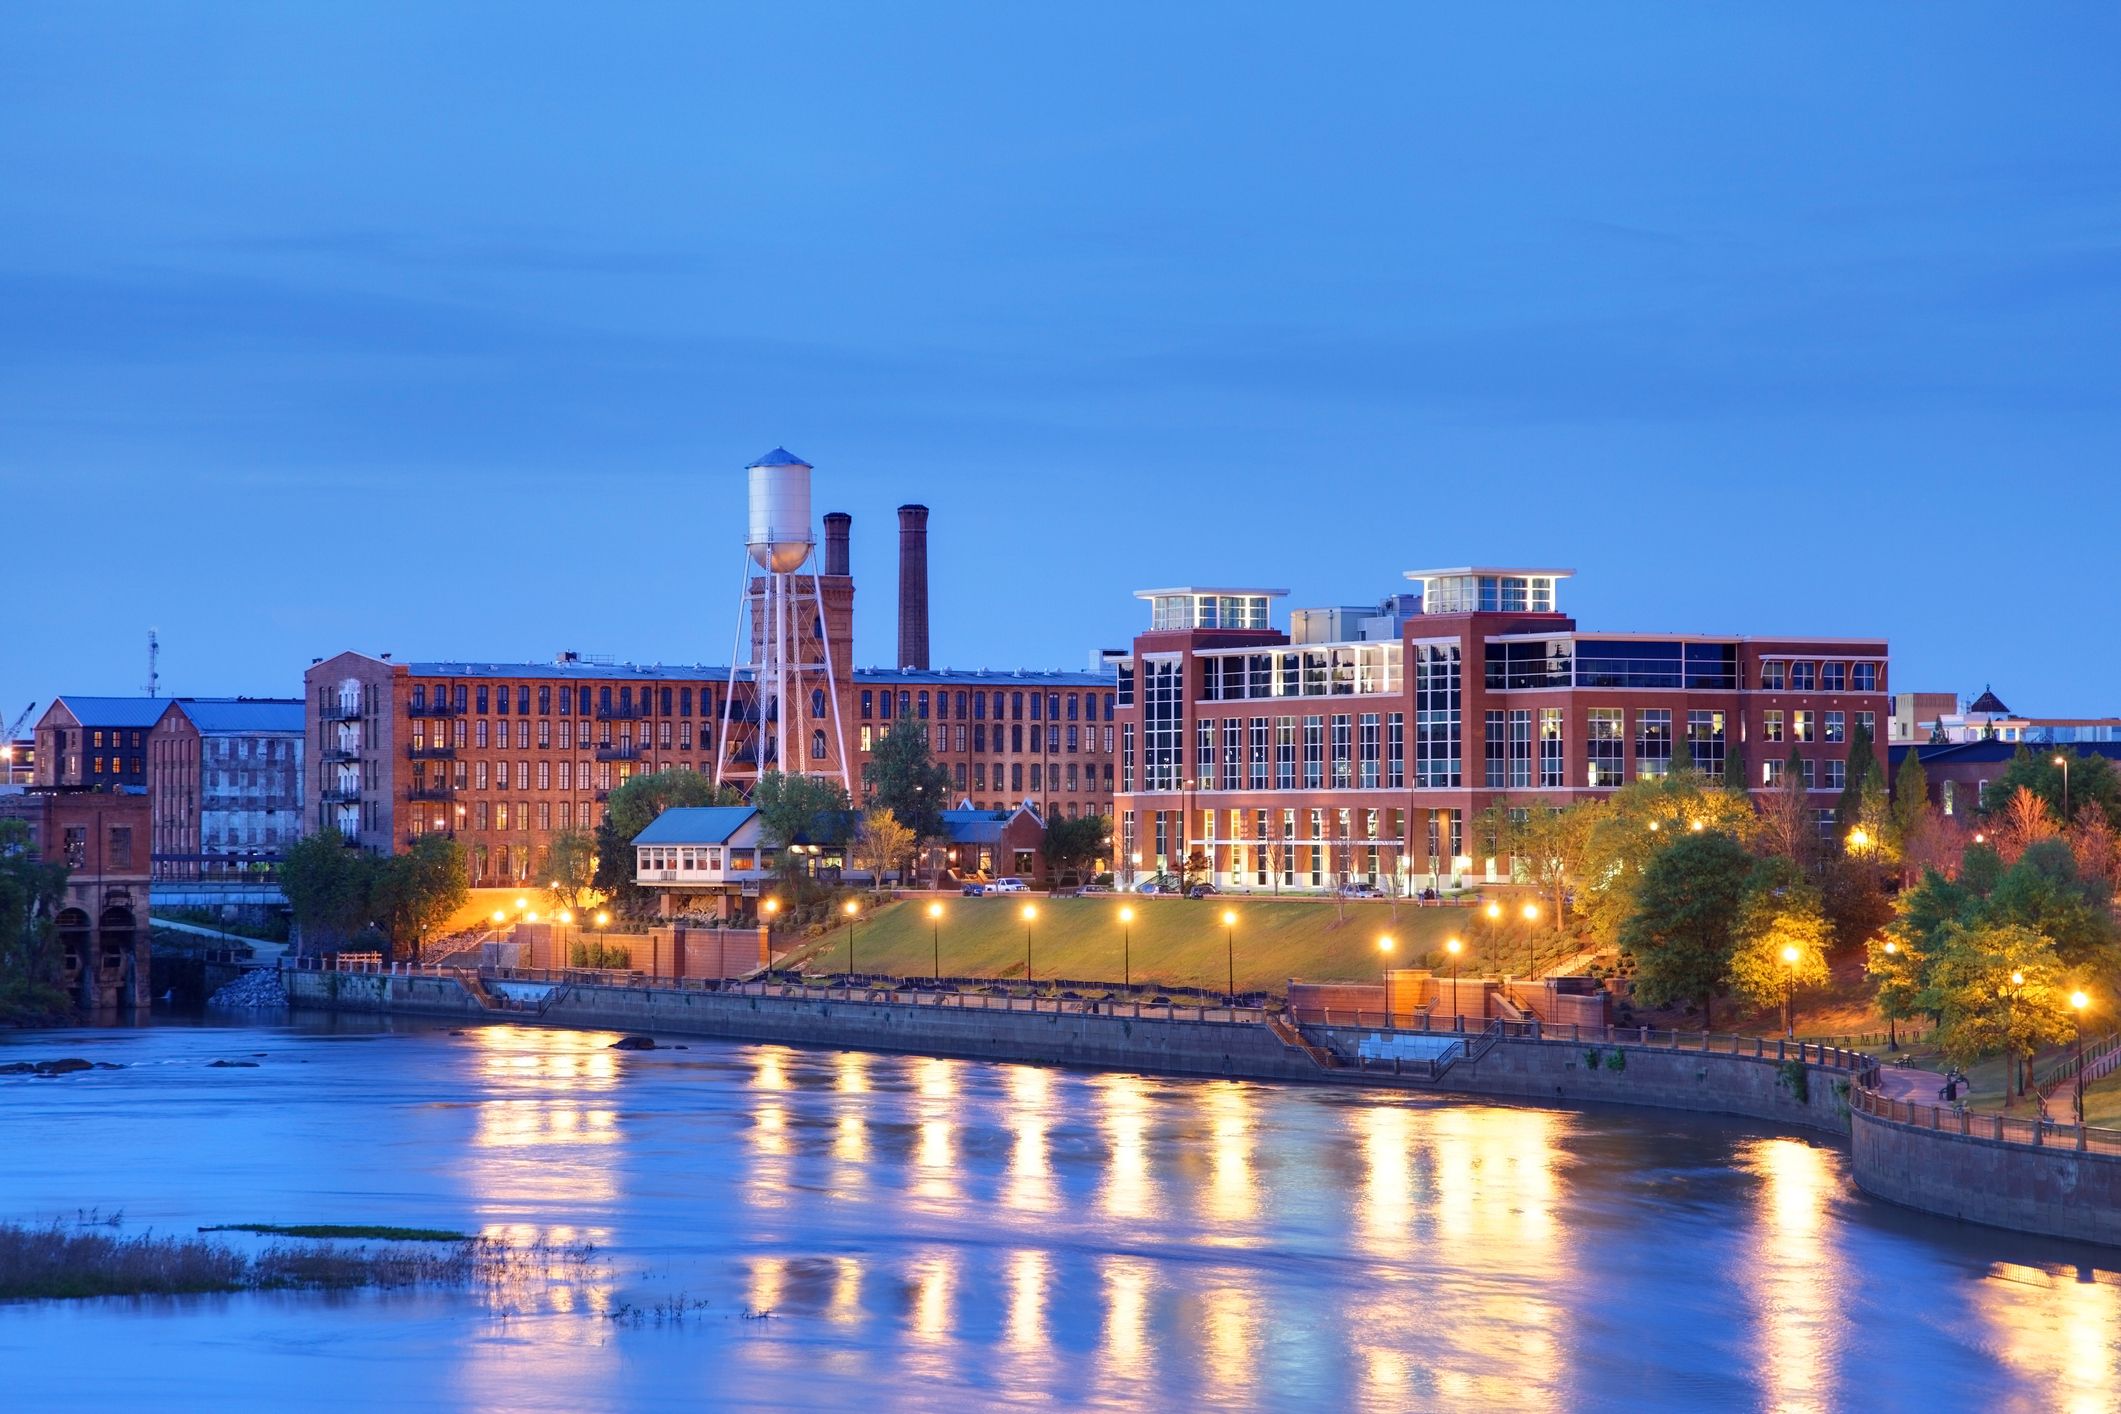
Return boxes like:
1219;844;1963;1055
811;689;826;717
811;730;827;760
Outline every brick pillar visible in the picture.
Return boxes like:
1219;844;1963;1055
897;503;930;671
823;511;851;578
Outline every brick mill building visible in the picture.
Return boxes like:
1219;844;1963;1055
145;698;306;876
1111;569;1888;893
304;485;1114;887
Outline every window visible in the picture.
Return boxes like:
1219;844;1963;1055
1360;712;1382;789
1484;710;1507;789
1330;714;1352;788
1822;663;1846;693
1538;709;1564;788
1586;709;1624;787
1197;719;1215;790
1825;759;1847;790
1793;711;1815;743
1276;717;1297;789
1411;645;1462;787
1791;662;1817;691
1635;710;1672;780
1824;712;1845;744
812;730;827;760
1762;661;1786;691
1302;716;1324;789
1853;663;1878;692
1387;713;1405;789
861;691;874;720
1857;711;1875;739
1221;718;1242;790
1508;710;1532;788
1763;711;1784;743
1687;710;1726;784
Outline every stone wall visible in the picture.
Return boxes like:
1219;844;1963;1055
1850;1105;2121;1246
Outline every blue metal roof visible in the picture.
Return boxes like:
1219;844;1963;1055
750;447;810;468
47;696;177;728
633;806;757;846
174;699;305;735
407;661;739;681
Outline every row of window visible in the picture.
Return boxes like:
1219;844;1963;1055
408;682;722;719
858;759;1112;795
855;723;1113;756
859;688;1116;724
1194;645;1405;702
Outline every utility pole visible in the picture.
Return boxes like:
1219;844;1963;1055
143;629;160;697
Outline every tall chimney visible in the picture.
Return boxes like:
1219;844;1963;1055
823;511;851;577
896;503;930;671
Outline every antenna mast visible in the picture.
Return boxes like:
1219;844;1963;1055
144;629;160;697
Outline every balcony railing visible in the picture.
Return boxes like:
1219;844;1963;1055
405;745;457;760
320;785;363;804
405;787;453;802
407;701;459;718
321;746;359;763
595;744;641;761
318;702;362;722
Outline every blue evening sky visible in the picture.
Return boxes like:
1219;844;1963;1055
4;5;2119;719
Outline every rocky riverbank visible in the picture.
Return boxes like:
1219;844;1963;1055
208;969;287;1009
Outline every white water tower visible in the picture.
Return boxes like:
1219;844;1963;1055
718;448;851;796
747;448;814;574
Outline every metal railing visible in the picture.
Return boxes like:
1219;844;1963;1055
1850;1075;2121;1156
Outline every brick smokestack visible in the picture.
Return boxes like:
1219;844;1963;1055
896;503;930;670
823;511;851;577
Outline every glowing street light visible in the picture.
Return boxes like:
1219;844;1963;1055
1882;938;1902;1049
927;900;944;981
2054;754;2072;820
1221;908;1238;1003
514;897;528;912
1022;902;1038;988
558;911;573;925
491;909;506;925
1782;944;1801;1038
1647;820;1661;833
594;911;611;928
842;899;860;976
1521;902;1540;922
1118;905;1135;989
1485;902;1502;921
1378;934;1395;955
1847;827;1871;851
1445;936;1463;1029
2072;990;2093;1133
1689;819;1705;832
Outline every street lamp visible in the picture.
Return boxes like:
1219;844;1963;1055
594;911;610;928
491;909;506;925
1022;903;1038;988
1485;902;1502;922
1689;819;1705;833
1848;826;1870;852
2072;990;2092;1131
2009;969;2026;1099
2054;754;2072;821
1445;936;1463;1030
1118;905;1135;990
842;899;860;977
1221;908;1238;1003
1782;944;1801;1038
1883;939;1901;1050
927;900;944;981
1647;820;1660;833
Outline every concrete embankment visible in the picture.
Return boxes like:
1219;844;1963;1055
286;969;1855;1135
1849;1099;2121;1246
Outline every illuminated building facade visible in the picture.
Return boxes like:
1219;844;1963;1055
1111;569;1888;893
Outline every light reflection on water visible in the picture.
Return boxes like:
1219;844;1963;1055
1;1018;2118;1411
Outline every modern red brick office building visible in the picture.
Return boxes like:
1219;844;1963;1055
1111;569;1888;894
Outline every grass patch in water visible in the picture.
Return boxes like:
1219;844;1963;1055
199;1223;470;1242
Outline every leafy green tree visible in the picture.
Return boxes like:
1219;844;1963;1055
1726;866;1833;1016
1041;813;1111;885
280;831;375;953
544;829;599;915
868;720;951;868
752;770;854;881
1834;718;1882;836
0;819;73;1024
1579;774;1753;947
1619;829;1756;1027
1918;921;2077;1100
1513;802;1600;929
1866;930;1925;1042
371;835;468;963
1983;747;2121;826
1984;838;2117;972
1725;737;1750;797
1820;853;1894;954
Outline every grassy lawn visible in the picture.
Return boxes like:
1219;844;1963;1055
784;896;1551;994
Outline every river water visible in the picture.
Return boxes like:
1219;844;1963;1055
0;1012;2114;1412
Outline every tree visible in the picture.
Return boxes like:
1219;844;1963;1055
1619;829;1756;1027
1983;747;2121;827
1919;921;2077;1102
851;805;915;884
1866;929;1925;1043
1724;737;1751;798
1834;717;1883;837
545;830;599;915
1514;802;1599;930
1820;853;1894;954
1889;750;1945;884
0;819;72;1024
1984;838;2117;971
869;720;951;842
1991;786;2060;864
371;835;468;963
752;770;854;880
1578;775;1750;947
2066;800;2120;894
1041;813;1110;886
1754;750;1815;866
280;831;375;953
1726;866;1833;1016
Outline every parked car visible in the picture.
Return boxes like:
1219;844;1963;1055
991;877;1029;893
961;883;988;896
1187;883;1219;899
1077;883;1113;895
1338;883;1385;899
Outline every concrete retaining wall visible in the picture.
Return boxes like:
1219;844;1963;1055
1850;1105;2121;1246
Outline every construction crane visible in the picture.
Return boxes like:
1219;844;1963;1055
0;702;32;784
